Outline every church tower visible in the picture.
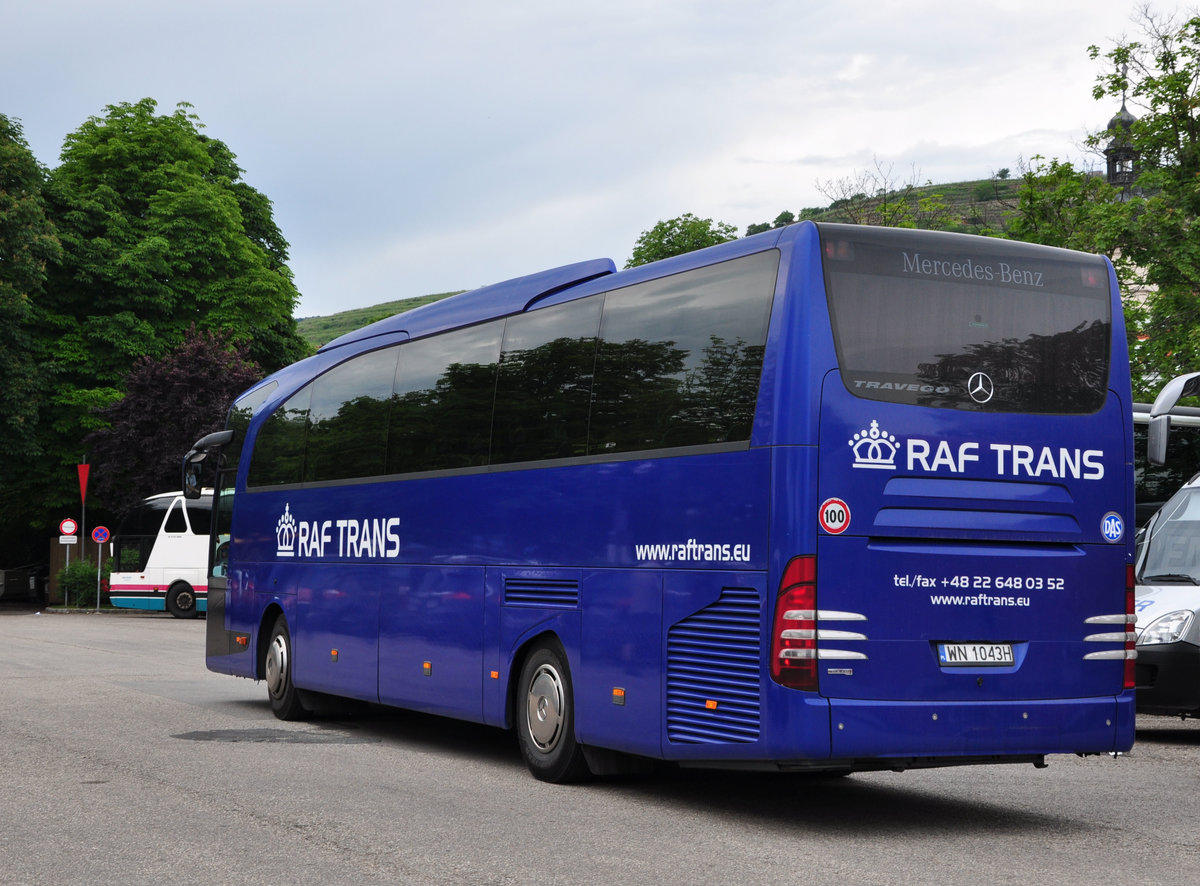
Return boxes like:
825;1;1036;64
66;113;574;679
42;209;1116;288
1104;100;1139;197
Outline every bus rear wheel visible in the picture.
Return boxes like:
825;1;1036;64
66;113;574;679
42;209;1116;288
516;641;589;783
166;582;198;619
264;615;308;720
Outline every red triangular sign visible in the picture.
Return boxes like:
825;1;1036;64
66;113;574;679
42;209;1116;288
77;464;90;504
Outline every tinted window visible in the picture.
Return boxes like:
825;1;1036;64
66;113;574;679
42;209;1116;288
822;226;1111;413
305;347;398;482
245;252;779;486
224;382;277;472
114;539;149;572
589;251;777;453
164;500;188;534
493;298;602;464
186;498;212;535
387;323;502;473
248;386;311;486
116;498;170;537
1135;420;1200;526
113;499;168;572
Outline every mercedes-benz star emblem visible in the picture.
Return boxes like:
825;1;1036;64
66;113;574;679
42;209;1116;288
967;371;995;404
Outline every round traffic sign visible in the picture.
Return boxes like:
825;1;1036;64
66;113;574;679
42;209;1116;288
59;518;78;536
819;497;851;534
91;526;110;544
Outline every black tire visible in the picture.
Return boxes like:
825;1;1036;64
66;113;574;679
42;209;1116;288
516;641;590;783
263;615;308;720
166;582;198;619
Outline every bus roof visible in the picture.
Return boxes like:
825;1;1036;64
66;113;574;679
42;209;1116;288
315;227;800;356
319;258;618;354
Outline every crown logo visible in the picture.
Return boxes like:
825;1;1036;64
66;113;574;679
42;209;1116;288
849;420;899;470
276;503;297;557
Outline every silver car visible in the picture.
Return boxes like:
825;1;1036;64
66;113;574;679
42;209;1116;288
1134;474;1200;716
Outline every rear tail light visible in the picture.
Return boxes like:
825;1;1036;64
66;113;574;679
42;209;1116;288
1082;564;1138;687
770;556;818;691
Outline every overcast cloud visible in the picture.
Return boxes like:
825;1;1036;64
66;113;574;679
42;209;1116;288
2;0;1174;317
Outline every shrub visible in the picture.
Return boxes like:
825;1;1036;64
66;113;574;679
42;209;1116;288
57;560;106;608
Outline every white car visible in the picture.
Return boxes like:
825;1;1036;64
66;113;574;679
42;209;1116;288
1134;474;1200;716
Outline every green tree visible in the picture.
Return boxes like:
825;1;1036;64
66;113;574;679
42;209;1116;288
1003;156;1131;253
1001;155;1152;395
1087;11;1200;396
625;213;738;268
745;211;796;237
1;100;309;564
0;114;60;462
32;100;306;509
41;99;306;383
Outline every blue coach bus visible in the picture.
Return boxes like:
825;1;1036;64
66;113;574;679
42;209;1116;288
185;222;1136;782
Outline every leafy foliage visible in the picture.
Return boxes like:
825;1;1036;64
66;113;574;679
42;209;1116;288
56;558;108;608
85;327;263;516
41;99;307;381
0;99;309;566
625;213;738;268
0;115;60;462
1083;10;1200;397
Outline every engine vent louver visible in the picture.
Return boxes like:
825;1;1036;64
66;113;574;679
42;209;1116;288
502;578;580;609
667;587;762;744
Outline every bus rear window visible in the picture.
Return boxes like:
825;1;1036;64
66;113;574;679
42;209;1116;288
821;226;1112;414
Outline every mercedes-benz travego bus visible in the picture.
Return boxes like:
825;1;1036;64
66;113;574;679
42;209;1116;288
185;222;1136;782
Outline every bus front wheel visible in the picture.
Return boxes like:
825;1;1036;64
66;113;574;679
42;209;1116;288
166;582;198;619
264;615;307;720
516;641;589;783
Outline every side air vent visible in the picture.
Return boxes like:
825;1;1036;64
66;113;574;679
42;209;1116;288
667;587;762;744
502;578;580;609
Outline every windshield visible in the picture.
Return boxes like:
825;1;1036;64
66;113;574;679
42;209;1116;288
1137;484;1200;584
821;225;1112;413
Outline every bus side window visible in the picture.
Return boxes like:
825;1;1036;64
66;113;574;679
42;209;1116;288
493;297;602;464
305;346;398;482
590;251;777;453
387;323;502;474
164;500;188;534
249;387;312;487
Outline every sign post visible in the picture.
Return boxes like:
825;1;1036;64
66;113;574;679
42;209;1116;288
59;518;79;604
91;526;109;612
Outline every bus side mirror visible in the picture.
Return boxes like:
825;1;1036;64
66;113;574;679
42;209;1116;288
181;430;234;498
1147;371;1200;468
1148;414;1171;467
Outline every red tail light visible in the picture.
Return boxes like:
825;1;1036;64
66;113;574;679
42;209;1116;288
1124;564;1137;690
770;556;818;691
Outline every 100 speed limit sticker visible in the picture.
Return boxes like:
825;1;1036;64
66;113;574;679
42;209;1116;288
819;497;851;534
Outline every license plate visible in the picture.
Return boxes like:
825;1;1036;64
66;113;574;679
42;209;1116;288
937;642;1014;667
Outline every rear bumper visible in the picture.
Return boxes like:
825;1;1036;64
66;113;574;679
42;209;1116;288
827;693;1135;758
667;690;1136;767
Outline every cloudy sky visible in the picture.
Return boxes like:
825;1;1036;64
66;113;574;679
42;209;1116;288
3;0;1174;317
